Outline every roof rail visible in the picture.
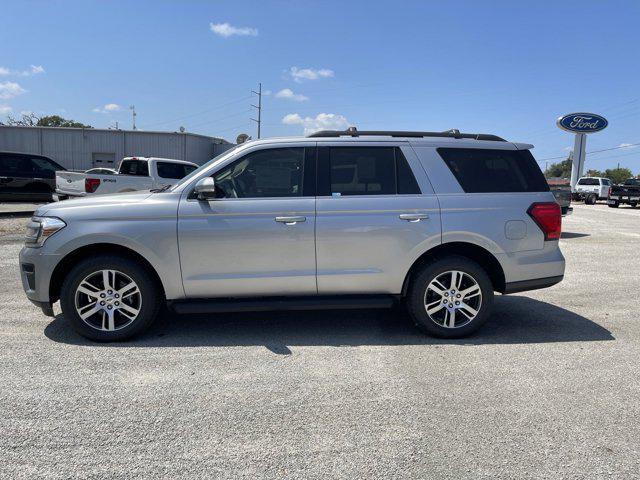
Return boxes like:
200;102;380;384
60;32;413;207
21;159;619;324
307;127;506;142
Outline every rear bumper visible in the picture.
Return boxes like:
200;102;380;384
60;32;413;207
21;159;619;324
503;275;564;294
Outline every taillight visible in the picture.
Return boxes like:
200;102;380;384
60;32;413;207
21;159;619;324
608;187;612;197
85;178;101;193
528;202;561;241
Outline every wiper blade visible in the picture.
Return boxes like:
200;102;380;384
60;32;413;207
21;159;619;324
150;184;171;193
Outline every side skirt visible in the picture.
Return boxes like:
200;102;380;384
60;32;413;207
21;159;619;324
168;294;397;314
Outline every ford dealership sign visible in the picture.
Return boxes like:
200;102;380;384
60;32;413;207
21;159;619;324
557;113;608;134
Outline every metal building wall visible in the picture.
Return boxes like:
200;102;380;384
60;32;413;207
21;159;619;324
0;126;232;170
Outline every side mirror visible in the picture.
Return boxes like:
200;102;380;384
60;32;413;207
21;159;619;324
194;177;216;200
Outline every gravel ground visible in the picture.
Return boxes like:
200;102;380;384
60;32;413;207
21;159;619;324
0;203;638;479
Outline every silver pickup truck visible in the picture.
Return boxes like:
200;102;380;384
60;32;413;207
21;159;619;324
20;128;565;341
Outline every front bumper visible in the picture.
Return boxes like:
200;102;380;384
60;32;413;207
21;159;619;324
19;246;62;312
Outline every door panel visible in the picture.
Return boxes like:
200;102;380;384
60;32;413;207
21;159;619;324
178;145;317;298
316;196;440;294
178;197;316;297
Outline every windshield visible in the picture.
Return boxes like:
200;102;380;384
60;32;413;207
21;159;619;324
168;144;244;192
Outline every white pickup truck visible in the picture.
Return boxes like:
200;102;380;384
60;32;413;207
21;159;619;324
54;157;198;200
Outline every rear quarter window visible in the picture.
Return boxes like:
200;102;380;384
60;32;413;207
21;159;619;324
119;160;149;176
437;148;549;193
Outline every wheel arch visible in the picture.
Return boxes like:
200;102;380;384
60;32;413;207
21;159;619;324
49;243;166;303
401;242;506;296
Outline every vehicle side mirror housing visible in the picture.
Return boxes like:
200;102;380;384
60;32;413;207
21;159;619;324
194;177;216;200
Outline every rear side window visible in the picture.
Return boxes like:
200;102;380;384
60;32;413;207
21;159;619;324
156;162;197;179
119;160;149;176
577;178;600;186
319;147;421;196
438;148;549;193
601;179;611;186
0;155;32;176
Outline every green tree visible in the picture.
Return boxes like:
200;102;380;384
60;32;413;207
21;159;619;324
585;169;604;177
603;167;633;185
1;113;91;128
545;158;572;178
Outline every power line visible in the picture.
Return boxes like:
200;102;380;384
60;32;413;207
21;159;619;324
536;142;640;162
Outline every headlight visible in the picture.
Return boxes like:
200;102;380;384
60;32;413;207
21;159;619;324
25;216;66;247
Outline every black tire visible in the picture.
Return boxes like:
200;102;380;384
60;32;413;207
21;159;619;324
60;255;162;341
630;203;638;209
585;194;597;205
405;256;494;338
608;201;619;208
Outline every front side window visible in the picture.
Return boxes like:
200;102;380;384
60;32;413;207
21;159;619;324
30;157;62;178
320;147;421;196
157;162;197;179
438;148;549;193
213;148;306;198
119;160;149;176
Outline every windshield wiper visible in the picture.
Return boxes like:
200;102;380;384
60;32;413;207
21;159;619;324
150;184;172;193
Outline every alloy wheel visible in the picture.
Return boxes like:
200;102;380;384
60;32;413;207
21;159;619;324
423;270;482;328
74;269;142;332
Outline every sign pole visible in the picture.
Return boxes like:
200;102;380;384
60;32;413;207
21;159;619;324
570;133;587;191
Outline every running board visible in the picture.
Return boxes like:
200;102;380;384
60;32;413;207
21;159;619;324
169;295;396;314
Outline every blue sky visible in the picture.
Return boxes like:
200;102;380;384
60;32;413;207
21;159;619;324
2;0;639;172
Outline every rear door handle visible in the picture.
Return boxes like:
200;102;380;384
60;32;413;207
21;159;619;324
399;213;429;222
275;216;306;225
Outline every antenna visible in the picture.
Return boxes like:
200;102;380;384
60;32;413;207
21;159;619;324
251;83;262;139
129;105;137;130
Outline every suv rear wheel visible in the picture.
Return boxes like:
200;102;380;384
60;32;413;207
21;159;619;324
60;255;162;341
406;256;494;338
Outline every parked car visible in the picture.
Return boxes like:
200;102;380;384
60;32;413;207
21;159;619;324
20;128;565;341
608;178;640;208
573;176;611;204
0;151;65;202
53;157;198;200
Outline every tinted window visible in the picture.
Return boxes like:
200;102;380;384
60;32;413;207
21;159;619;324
578;178;600;186
157;162;197;179
213;148;306;198
0;155;32;176
30;157;62;178
396;148;421;194
602;179;611;185
438;148;549;193
119;160;149;176
328;147;396;196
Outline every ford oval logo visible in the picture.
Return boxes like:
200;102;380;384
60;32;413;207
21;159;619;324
557;112;608;134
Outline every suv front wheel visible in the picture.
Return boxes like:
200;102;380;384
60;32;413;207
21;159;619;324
406;256;494;338
60;255;162;341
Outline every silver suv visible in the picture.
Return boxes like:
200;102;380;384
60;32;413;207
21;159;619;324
19;129;565;341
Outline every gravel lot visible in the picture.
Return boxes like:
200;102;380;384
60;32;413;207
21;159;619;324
1;204;639;479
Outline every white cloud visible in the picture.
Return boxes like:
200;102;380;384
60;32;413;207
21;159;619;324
209;22;258;38
93;103;122;113
289;67;334;83
0;65;45;77
275;88;308;102
0;105;12;115
618;143;637;149
0;81;26;99
282;112;351;134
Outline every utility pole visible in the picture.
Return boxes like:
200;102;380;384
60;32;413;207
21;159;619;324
251;83;262;139
130;105;137;130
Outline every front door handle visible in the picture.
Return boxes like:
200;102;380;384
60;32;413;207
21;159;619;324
399;213;429;222
275;216;306;225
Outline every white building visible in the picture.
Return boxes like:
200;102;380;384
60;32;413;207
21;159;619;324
0;126;233;171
